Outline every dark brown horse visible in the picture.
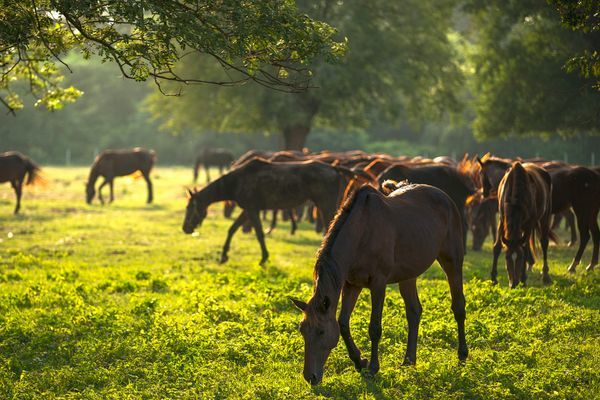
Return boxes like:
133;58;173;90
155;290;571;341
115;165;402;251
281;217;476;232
491;162;553;288
479;155;599;272
86;148;155;204
0;152;43;214
193;148;235;183
466;190;498;251
378;163;475;253
546;166;599;272
292;183;467;385
182;158;370;265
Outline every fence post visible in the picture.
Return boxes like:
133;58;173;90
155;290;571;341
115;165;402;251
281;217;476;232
563;152;568;163
592;152;596;167
65;149;71;166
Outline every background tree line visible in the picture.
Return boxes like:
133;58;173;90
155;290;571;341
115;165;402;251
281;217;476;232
1;0;598;166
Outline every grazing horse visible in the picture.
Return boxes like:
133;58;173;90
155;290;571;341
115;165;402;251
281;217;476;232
378;163;475;253
86;148;155;204
491;162;553;288
193;148;235;183
466;190;498;251
0;152;43;214
182;158;371;265
292;183;467;385
479;155;599;272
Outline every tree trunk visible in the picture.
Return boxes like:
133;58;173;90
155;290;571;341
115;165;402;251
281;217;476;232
283;124;311;151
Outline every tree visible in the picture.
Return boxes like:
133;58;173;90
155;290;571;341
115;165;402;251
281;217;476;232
147;0;464;150
0;0;344;114
548;0;599;89
464;0;600;138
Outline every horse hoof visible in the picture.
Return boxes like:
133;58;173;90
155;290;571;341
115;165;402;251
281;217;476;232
542;275;552;285
219;255;228;264
458;348;469;362
586;264;596;272
491;279;498;285
402;356;416;366
259;258;269;266
567;264;577;273
567;241;576;247
367;363;379;376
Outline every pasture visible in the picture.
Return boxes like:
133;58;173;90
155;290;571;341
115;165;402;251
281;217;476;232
0;167;598;399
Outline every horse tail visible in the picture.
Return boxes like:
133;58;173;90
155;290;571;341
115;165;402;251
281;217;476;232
23;157;44;186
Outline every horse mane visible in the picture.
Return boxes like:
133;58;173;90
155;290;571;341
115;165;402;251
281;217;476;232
314;185;377;281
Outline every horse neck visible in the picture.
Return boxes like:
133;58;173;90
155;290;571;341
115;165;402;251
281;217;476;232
197;176;231;204
87;166;100;187
313;256;345;313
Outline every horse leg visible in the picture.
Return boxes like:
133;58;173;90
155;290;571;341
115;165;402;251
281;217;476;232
220;211;247;264
491;220;503;284
568;211;591;273
338;282;367;371
142;171;153;204
205;165;211;183
540;219;552;284
399;279;422;366
11;180;22;214
289;210;297;235
438;249;468;362
586;211;599;271
367;284;386;375
565;209;577;247
247;210;269;265
265;210;277;235
109;180;115;203
97;179;108;205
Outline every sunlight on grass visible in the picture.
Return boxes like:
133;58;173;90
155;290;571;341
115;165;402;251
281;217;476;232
0;167;598;399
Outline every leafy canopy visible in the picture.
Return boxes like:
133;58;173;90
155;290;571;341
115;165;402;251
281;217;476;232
0;0;344;114
148;0;464;148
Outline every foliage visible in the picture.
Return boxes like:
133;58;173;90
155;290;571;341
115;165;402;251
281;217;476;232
548;0;599;88
0;0;344;113
147;0;464;149
464;0;600;138
0;167;599;399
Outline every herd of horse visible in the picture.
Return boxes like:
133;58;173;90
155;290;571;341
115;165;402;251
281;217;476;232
1;146;599;385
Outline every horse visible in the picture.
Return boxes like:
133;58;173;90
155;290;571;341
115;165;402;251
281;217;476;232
0;152;43;214
491;162;554;288
193;148;234;183
546;165;599;272
86;148;155;204
291;183;467;386
466;190;498;251
182;158;372;265
479;155;599;272
378;163;475;253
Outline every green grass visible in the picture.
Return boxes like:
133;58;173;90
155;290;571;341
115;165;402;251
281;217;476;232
0;167;598;399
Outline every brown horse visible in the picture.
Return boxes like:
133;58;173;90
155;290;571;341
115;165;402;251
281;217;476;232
193;148;235;183
0;152;43;214
491;162;553;288
479;155;599;272
547;166;599;272
378;163;475;253
86;148;155;204
292;183;467;385
466;190;498;251
182;158;371;265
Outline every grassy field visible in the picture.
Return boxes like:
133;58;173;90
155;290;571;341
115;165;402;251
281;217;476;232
0;167;598;399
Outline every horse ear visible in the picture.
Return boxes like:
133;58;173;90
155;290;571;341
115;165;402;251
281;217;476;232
480;152;491;163
186;188;194;198
290;298;308;312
